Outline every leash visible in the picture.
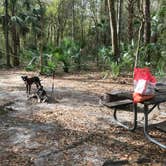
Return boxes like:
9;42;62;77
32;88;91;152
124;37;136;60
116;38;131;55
51;71;55;97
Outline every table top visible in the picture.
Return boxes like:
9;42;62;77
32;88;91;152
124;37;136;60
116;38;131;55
107;90;166;106
143;92;166;105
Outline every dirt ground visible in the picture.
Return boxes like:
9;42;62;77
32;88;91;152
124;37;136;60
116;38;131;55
0;69;165;166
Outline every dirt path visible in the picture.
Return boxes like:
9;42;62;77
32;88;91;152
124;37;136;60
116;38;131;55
0;69;165;166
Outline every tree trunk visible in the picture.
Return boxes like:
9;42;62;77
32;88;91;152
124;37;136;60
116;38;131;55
81;0;84;45
17;33;20;56
4;0;11;67
60;27;64;41
96;27;99;66
103;0;108;45
37;0;44;73
34;33;37;48
56;27;60;46
12;26;20;66
144;0;151;43
135;21;144;67
117;0;123;50
144;0;151;62
53;25;57;46
107;0;119;60
40;18;44;74
127;0;134;43
72;0;75;41
47;23;50;43
11;3;19;66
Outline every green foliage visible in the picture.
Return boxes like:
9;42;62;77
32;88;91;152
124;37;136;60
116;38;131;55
138;43;161;67
53;51;70;73
20;49;39;71
156;51;166;77
42;53;57;75
119;41;164;74
21;48;57;74
52;38;81;72
98;44;134;76
22;38;81;74
109;62;120;78
46;0;59;16
120;43;135;71
0;0;165;77
157;2;166;18
121;53;134;71
98;45;122;78
25;64;36;71
98;46;113;69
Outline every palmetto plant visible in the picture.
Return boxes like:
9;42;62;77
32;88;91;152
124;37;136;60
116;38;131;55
53;39;71;73
98;46;113;69
52;38;81;72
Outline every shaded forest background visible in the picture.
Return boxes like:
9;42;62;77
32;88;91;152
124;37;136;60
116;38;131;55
0;0;165;77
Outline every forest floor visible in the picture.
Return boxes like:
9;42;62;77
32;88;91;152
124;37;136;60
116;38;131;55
0;69;165;166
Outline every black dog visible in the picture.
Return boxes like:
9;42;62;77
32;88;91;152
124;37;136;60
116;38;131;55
36;86;48;103
27;86;48;103
21;76;42;95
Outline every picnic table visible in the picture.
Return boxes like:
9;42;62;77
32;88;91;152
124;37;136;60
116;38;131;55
100;90;166;149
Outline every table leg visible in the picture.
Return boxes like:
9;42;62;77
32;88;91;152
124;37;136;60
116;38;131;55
113;103;137;131
143;104;166;149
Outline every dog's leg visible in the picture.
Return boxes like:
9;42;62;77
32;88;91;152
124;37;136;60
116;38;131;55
26;84;29;96
42;96;48;103
38;80;42;87
36;83;40;89
28;85;31;95
36;83;38;89
36;94;41;103
27;94;36;100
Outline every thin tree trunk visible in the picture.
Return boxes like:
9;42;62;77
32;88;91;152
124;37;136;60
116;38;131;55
81;0;84;45
40;17;44;73
144;0;151;62
51;25;54;44
37;0;44;73
12;26;19;66
4;0;10;67
107;0;119;60
135;21;144;68
35;33;37;48
96;27;99;66
56;27;60;46
117;0;123;50
60;27;64;41
53;25;56;46
127;0;134;43
72;0;75;41
47;23;50;43
103;0;108;45
17;33;20;57
11;3;19;66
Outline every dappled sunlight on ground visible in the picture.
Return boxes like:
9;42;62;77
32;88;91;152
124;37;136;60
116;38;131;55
0;69;165;165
